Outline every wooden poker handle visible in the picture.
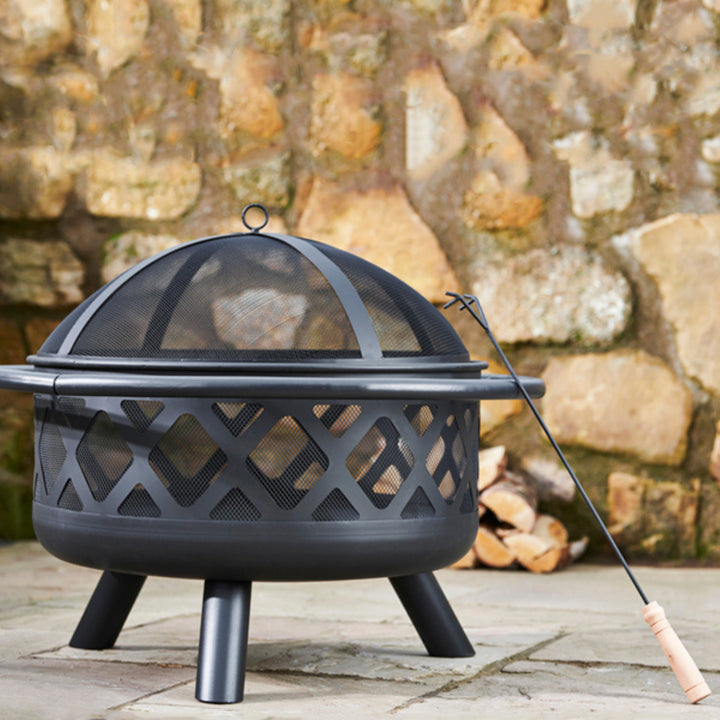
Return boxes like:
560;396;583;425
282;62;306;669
643;601;711;703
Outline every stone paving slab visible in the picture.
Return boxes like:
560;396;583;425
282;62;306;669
531;620;720;671
393;662;720;720
2;542;720;718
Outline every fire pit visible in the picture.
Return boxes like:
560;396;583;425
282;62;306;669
0;205;544;703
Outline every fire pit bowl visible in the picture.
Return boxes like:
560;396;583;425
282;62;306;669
0;205;544;703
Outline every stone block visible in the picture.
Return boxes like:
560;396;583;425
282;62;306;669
541;350;694;465
101;232;182;283
0;147;72;219
468;245;631;344
607;471;644;541
46;64;99;102
0;239;84;307
85;0;150;77
462;170;543;230
614;214;720;398
473;105;530;191
0;0;72;65
296;177;458;303
711;421;720;484
222;150;290;208
160;0;201;45
487;27;537;71
82;151;201;220
309;72;381;159
554;131;635;218
405;63;468;180
217;48;284;139
608;472;701;558
216;0;290;52
307;25;387;77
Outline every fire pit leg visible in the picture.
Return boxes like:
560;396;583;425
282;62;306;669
69;570;146;650
195;580;252;704
390;572;474;657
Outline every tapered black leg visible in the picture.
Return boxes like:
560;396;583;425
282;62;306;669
195;580;252;704
390;572;474;657
69;570;146;650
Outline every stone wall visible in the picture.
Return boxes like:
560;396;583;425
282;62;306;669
1;0;719;560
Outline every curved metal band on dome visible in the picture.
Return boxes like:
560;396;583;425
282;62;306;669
260;232;384;360
54;230;384;360
0;365;544;400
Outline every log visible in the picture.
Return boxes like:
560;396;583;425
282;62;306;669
479;471;537;532
501;531;554;566
473;525;516;568
477;446;508;491
523;544;571;574
532;514;569;547
521;455;575;504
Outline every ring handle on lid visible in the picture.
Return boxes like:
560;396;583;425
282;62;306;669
241;203;270;232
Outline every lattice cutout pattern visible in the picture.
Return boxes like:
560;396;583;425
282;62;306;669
210;488;261;521
313;404;362;437
312;488;359;521
57;479;83;511
212;402;263;437
403;404;436;437
76;411;133;501
122;400;164;434
346;417;414;508
118;484;161;517
426;415;466;503
149;414;227;507
39;410;67;493
248;416;328;509
401;487;436;519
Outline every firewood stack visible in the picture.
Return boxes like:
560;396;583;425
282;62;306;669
451;446;588;573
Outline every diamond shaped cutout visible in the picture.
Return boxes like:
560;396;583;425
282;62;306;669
212;402;263;437
122;400;164;434
426;415;465;503
149;414;227;507
346;417;414;509
210;488;261;521
313;404;362;438
403;404;436;437
57;479;83;512
39;409;67;493
312;489;359;521
401;487;436;519
247;416;328;509
118;484;160;517
77;411;133;501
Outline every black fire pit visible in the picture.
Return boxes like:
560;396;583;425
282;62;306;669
0;205;544;703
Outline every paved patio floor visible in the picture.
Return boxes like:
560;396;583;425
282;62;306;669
1;541;719;719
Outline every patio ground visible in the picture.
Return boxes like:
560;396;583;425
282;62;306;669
1;541;719;719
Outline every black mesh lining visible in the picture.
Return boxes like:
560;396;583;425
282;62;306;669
118;484;161;517
311;241;468;359
210;488;261;521
40;233;468;364
311;489;359;521
68;236;361;361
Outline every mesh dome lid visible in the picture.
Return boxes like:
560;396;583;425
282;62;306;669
34;224;469;372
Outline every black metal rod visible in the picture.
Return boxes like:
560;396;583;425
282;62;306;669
390;572;474;657
196;580;252;704
69;570;146;649
445;292;650;605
